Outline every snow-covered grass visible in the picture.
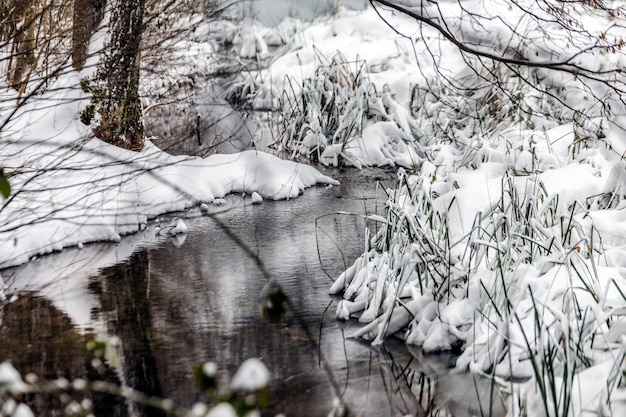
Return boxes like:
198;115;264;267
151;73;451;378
331;120;626;414
274;51;423;168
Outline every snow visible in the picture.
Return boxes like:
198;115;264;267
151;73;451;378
202;362;218;377
250;191;263;204
0;138;337;269
0;362;23;386
230;358;270;391
156;217;188;237
189;402;210;417
0;364;32;416
206;403;237;417
0;401;34;417
0;273;6;301
3;0;626;416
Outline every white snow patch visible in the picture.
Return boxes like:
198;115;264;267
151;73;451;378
206;403;237;417
0;141;338;269
230;358;270;391
250;191;263;204
0;362;23;386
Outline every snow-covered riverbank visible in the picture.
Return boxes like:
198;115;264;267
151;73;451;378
3;0;626;415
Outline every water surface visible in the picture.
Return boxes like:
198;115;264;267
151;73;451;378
0;168;499;416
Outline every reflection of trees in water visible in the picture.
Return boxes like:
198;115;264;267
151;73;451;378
329;338;432;417
94;237;338;415
0;294;84;377
112;235;426;416
366;343;506;417
85;192;441;416
0;294;126;417
0;287;477;417
97;249;166;417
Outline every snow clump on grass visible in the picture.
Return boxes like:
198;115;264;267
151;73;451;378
230;358;271;392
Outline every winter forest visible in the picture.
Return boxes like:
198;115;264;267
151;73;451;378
2;0;626;416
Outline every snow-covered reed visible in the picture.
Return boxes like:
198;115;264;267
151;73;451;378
330;114;626;414
274;51;422;168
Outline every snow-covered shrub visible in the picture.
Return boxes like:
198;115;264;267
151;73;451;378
409;60;566;155
276;52;372;161
195;358;272;417
0;362;33;417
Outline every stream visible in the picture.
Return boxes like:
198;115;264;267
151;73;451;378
0;167;502;417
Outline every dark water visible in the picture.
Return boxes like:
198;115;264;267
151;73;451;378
0;168;500;417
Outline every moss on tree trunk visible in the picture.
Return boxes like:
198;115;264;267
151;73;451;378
94;0;145;151
72;0;106;70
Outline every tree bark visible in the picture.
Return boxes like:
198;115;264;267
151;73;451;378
2;0;37;91
72;0;106;70
95;0;145;151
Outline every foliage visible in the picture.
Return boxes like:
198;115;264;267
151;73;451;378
0;169;10;200
323;38;626;413
372;0;626;128
331;114;626;415
408;55;577;161
271;50;423;167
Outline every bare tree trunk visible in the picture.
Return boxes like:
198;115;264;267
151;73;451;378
2;0;37;92
95;0;145;151
72;0;106;70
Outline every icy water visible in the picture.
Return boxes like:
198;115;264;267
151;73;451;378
0;168;501;417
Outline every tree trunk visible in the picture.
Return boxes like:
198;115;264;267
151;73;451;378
2;0;37;91
95;0;144;151
72;0;106;70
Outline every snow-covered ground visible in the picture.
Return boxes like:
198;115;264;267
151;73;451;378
3;0;626;415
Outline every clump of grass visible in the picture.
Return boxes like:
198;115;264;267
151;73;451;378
272;50;422;167
411;43;602;148
274;51;373;162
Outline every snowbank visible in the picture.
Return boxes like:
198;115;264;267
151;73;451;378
0;137;337;269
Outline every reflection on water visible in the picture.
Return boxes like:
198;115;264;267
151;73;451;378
0;168;504;416
0;295;127;417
